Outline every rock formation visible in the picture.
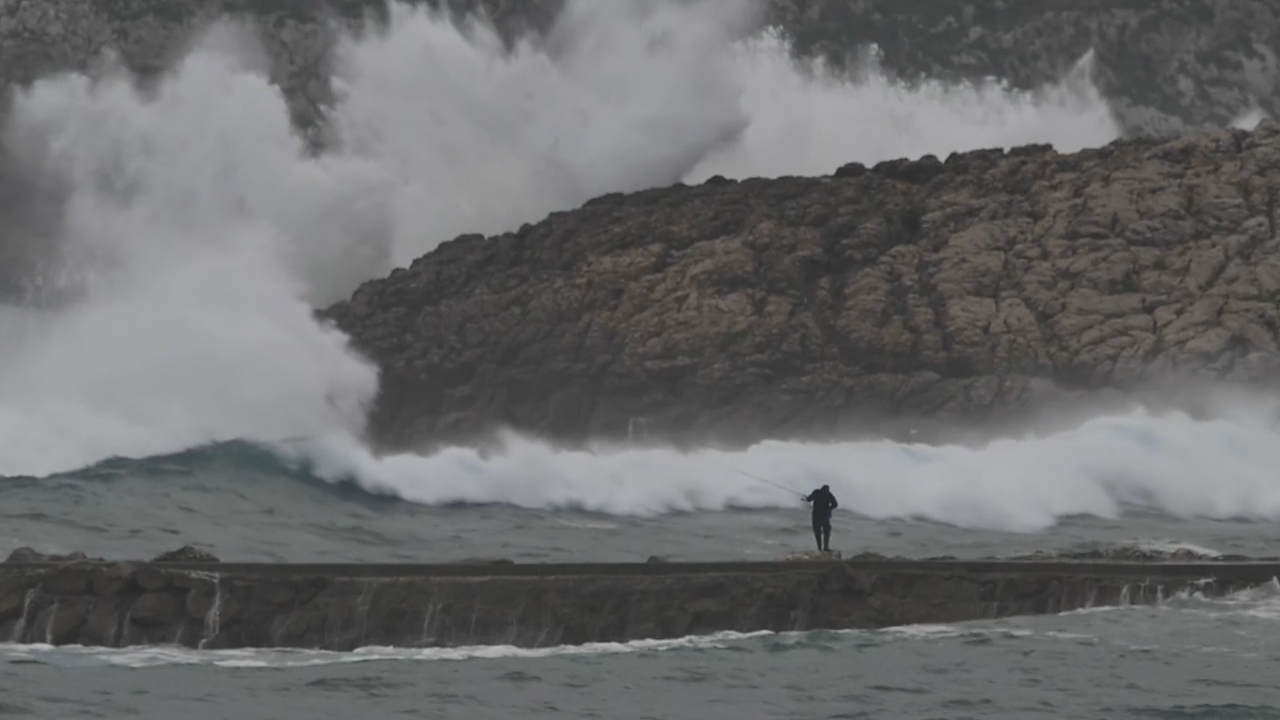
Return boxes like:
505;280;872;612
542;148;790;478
4;547;101;563
4;545;218;564
2;553;1271;651
152;545;221;563
324;121;1280;450
1010;546;1224;562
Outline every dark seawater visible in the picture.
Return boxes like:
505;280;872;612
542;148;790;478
2;591;1279;719
2;445;1280;719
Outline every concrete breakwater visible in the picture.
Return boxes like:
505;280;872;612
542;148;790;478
2;557;1277;651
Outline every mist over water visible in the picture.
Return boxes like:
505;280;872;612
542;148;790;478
279;403;1280;532
685;39;1116;182
2;0;1265;535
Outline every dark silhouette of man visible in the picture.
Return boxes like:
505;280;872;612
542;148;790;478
804;484;839;552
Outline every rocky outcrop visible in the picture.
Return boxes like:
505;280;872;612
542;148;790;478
1010;546;1235;563
4;547;102;563
5;545;219;564
151;545;221;563
1;555;1272;650
324;121;1280;450
0;0;1276;137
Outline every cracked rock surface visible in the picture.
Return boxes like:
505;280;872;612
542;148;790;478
324;121;1280;449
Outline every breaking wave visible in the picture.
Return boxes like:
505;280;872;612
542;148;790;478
1;0;1229;537
272;404;1280;531
21;399;1280;535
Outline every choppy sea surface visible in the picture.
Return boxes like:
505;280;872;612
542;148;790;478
3;445;1280;719
4;441;1280;566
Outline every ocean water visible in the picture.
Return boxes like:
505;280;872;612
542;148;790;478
3;589;1280;719
1;0;1278;717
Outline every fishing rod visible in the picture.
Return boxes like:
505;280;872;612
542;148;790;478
708;460;806;497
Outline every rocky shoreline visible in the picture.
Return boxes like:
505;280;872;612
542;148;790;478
325;121;1280;451
2;546;1274;651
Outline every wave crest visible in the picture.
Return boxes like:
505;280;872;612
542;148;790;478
269;405;1280;532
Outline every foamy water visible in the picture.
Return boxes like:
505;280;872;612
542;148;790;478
4;0;1264;538
0;630;773;669
278;404;1280;531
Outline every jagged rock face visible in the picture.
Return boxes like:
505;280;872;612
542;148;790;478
5;545;220;564
4;547;100;563
324;122;1280;450
1012;547;1223;562
0;0;1276;136
152;545;221;563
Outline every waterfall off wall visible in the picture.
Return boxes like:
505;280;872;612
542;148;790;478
2;557;1276;651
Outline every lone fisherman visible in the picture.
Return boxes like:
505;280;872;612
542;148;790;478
803;484;839;553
